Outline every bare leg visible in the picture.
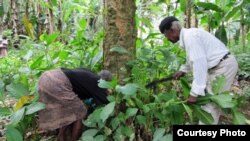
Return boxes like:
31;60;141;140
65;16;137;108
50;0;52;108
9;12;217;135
70;119;84;141
57;126;67;141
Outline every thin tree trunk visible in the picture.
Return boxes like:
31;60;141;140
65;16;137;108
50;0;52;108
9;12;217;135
0;0;3;33
11;0;19;48
11;0;18;39
57;0;62;34
240;8;246;51
36;1;43;39
46;0;54;34
191;6;198;27
185;0;192;28
103;0;137;83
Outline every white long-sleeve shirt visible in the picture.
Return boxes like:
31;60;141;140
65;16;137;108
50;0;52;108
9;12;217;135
178;28;229;96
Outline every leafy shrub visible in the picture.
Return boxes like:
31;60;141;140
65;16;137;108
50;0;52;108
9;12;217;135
236;53;250;80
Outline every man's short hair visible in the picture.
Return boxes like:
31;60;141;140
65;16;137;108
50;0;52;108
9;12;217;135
159;16;179;33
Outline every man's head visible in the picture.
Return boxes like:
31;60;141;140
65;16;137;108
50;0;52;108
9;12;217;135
98;70;112;81
159;16;182;43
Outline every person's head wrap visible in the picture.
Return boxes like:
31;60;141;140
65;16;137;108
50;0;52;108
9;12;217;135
98;70;112;81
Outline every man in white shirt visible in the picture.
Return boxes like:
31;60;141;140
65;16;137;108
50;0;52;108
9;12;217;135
159;16;238;124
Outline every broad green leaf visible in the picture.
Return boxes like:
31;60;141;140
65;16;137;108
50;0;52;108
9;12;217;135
136;38;142;48
107;95;115;102
51;0;57;6
196;95;211;105
136;115;146;125
180;78;190;98
224;0;244;21
25;102;45;115
210;94;235;108
10;107;25;125
153;128;165;141
81;129;98;138
182;103;193;123
196;2;224;12
5;126;23;141
180;0;186;12
110;46;129;54
111;117;120;129
192;105;214;124
79;19;87;29
135;98;144;108
142;105;150;113
215;25;228;45
91;50;103;69
0;107;11;116
125;108;138;118
232;108;246;124
44;33;59;45
135;15;140;29
30;55;44;69
14;95;34;111
116;83;138;95
0;80;4;94
95;135;106;141
6;83;29;99
121;126;133;137
0;1;4;17
212;75;226;94
100;102;115;122
2;0;9;13
162;134;173;141
84;108;102;127
141;17;153;28
80;136;94;141
58;51;69;60
98;79;113;89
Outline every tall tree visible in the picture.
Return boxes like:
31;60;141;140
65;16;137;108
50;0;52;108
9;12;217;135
103;0;137;83
11;0;19;40
46;0;54;34
184;0;192;28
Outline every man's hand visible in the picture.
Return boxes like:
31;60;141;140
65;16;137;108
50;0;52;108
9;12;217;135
187;95;198;104
173;71;186;80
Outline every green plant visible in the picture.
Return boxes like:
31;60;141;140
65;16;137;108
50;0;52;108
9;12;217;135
236;53;250;80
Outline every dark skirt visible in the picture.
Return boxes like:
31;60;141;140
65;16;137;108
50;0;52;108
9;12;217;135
38;69;87;130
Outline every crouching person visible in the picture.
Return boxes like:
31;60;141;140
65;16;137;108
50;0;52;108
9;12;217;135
37;68;112;141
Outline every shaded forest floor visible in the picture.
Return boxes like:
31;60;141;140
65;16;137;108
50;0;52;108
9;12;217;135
1;80;250;141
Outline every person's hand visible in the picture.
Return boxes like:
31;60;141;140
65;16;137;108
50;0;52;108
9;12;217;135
187;95;198;104
106;89;112;95
173;71;186;80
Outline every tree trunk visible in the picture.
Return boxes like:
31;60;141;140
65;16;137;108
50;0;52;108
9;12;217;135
46;0;54;34
57;0;63;34
11;0;18;38
184;0;192;28
11;0;19;48
36;1;43;39
191;6;198;27
0;0;3;33
240;8;246;51
103;0;137;83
